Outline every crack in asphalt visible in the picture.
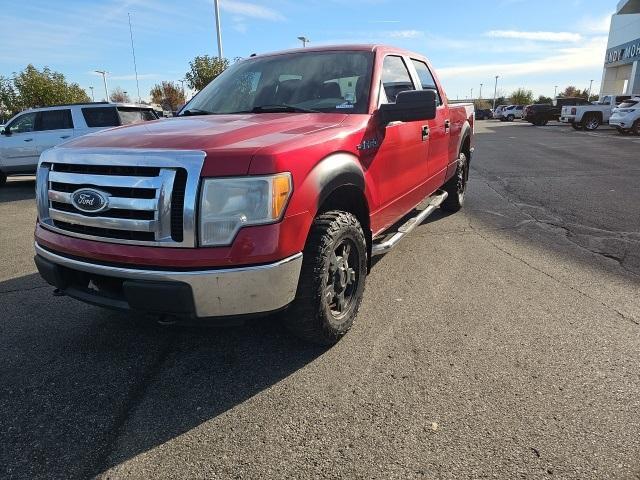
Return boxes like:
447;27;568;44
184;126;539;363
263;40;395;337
475;173;640;279
466;172;639;326
0;284;49;295
90;333;178;478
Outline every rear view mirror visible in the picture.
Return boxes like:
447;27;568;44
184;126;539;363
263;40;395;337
379;89;437;125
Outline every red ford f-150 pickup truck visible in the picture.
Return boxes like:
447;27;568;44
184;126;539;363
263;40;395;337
34;45;474;345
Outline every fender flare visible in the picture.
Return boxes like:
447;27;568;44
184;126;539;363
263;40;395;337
308;152;366;210
456;121;472;160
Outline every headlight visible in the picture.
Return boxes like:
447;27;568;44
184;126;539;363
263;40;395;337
199;173;292;246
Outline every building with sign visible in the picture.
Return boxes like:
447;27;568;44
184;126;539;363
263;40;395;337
601;0;640;96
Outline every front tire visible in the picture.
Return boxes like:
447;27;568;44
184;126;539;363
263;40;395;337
283;211;367;345
616;127;629;135
507;115;515;122
441;152;468;213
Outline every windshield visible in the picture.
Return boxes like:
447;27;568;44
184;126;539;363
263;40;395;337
183;51;374;115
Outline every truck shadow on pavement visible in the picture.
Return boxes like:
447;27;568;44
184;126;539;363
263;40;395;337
0;273;325;479
0;177;36;203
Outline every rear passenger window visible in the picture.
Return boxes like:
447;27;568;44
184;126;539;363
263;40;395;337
117;107;158;125
380;56;415;104
37;109;73;131
82;107;120;127
410;59;441;106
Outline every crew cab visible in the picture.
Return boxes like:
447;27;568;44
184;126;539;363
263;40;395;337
560;95;632;130
0;103;158;186
523;97;590;126
609;97;640;135
33;45;474;345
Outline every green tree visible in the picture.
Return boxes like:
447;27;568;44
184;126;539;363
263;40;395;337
150;81;186;112
509;88;533;105
560;86;580;97
110;87;131;103
535;95;553;104
185;55;229;91
11;65;89;110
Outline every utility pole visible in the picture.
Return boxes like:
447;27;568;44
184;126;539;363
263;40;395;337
178;79;186;102
213;0;223;58
89;86;95;102
479;83;483;100
297;36;310;47
470;88;473;101
493;75;499;110
587;79;594;100
554;85;558;98
95;70;109;101
128;13;141;103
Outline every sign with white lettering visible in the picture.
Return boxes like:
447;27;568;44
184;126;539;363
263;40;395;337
605;38;640;66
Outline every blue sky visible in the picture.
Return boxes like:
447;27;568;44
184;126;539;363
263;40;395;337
1;0;615;102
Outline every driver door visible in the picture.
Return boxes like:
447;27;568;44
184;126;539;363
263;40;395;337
0;112;39;173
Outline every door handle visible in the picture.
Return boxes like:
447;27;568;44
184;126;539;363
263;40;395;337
60;135;70;139
24;138;34;142
421;125;430;141
444;120;451;133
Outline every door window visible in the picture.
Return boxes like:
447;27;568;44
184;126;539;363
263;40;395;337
37;109;73;131
7;112;37;134
380;56;415;104
410;59;441;105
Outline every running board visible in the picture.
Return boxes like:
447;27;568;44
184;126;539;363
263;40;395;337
371;190;448;256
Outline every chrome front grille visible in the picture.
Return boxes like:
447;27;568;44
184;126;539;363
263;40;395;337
37;148;206;247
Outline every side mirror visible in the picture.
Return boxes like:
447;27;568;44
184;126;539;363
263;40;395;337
0;127;8;136
379;89;437;125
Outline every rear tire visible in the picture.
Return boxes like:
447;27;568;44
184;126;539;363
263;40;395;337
583;114;600;131
441;152;468;213
631;120;640;136
616;127;629;135
283;211;367;346
507;115;515;122
0;171;6;187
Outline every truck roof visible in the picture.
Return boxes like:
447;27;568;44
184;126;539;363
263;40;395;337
248;44;427;61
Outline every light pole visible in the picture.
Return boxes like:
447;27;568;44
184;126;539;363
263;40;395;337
123;91;128;102
479;83;483;100
178;79;186;102
587;79;594;100
95;70;109;101
297;36;310;47
470;88;473;101
128;13;141;103
492;75;499;110
89;86;95;102
554;85;558;98
213;0;223;58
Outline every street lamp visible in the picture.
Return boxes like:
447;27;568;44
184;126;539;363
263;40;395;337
554;85;558;98
479;83;483;100
213;0;223;58
297;36;310;47
588;79;594;100
178;79;186;101
89;86;95;102
94;70;109;101
492;75;499;110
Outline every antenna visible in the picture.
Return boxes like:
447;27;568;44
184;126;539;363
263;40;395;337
128;13;141;103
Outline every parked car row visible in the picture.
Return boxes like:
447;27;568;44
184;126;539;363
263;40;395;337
0;102;159;186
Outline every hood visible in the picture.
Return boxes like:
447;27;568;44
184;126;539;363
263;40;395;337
65;113;349;175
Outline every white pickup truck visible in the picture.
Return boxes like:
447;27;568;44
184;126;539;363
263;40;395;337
560;95;632;131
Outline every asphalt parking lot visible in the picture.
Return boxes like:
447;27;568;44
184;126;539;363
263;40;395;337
1;120;639;479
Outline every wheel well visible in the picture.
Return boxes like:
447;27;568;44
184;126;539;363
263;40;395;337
317;185;371;264
461;134;471;162
585;111;602;121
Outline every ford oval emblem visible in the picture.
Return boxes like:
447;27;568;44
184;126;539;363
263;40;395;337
71;188;109;213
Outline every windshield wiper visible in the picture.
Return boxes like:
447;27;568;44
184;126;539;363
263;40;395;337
180;108;214;116
250;104;320;113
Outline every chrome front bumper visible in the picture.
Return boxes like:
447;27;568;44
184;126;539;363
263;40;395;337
35;243;302;318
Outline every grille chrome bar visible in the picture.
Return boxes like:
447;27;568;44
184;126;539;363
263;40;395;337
49;171;163;189
50;208;157;232
37;147;206;247
48;190;158;211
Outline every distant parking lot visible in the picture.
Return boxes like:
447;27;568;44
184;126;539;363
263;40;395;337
2;121;639;479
